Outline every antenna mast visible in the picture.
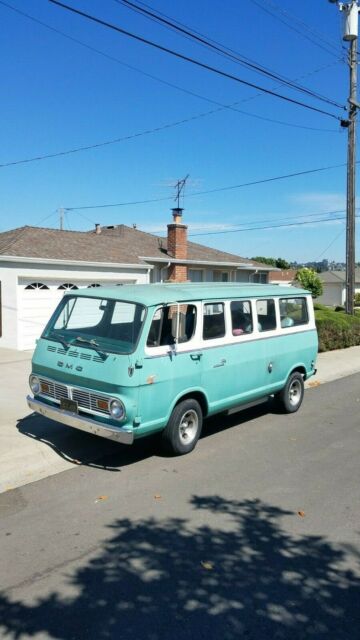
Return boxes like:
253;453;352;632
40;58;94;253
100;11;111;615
174;174;189;208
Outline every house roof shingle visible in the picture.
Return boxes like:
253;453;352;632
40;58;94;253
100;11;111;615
0;224;271;270
320;269;360;284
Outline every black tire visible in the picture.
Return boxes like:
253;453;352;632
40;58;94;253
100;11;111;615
277;371;304;413
162;399;203;455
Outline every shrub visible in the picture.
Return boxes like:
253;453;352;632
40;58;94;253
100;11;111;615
354;292;360;306
315;306;360;351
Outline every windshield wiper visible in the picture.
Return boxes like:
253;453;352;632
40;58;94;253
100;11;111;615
47;332;70;349
74;336;108;357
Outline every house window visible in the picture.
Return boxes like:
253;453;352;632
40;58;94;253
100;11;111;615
213;271;229;282
188;269;204;283
252;272;267;284
25;282;49;290
58;283;78;290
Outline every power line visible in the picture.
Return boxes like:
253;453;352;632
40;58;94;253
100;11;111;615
48;0;342;122
0;109;232;168
0;1;340;134
249;0;344;59
0;2;340;172
314;228;346;260
186;162;349;198
189;214;358;238
143;208;350;235
64;161;349;211
114;0;344;110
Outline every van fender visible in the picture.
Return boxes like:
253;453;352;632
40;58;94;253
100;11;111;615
167;387;210;422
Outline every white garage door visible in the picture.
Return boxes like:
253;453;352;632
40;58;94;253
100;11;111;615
17;278;136;350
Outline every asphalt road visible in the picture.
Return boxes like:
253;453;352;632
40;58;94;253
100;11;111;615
1;374;360;640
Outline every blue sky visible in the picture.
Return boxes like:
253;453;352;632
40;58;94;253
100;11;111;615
0;0;358;263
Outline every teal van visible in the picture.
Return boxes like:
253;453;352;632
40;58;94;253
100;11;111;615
27;283;318;455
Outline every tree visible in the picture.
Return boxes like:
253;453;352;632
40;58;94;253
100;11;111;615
275;258;291;270
251;257;291;269
251;256;276;266
295;268;323;298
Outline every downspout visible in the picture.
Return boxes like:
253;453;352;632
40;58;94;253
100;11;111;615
249;270;258;282
160;262;171;283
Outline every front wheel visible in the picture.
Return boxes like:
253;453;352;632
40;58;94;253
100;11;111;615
162;399;203;455
277;372;304;413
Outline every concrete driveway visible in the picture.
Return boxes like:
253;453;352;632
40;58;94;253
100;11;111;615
0;345;359;494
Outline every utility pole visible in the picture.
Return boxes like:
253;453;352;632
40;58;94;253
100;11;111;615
329;0;358;314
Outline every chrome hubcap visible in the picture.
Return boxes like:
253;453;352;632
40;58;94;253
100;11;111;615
289;379;302;406
179;409;198;444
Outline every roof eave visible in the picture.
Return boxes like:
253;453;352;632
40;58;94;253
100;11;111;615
139;256;276;270
0;255;153;270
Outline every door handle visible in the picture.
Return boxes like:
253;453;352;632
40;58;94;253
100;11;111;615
190;352;203;361
213;358;226;368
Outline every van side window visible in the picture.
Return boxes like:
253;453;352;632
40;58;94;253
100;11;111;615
256;299;276;332
231;300;253;335
280;298;308;328
203;303;225;340
147;304;197;347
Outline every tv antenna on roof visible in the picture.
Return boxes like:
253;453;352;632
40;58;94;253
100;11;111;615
174;174;189;209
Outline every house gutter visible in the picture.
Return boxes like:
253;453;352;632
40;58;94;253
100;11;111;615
0;255;153;270
139;256;278;271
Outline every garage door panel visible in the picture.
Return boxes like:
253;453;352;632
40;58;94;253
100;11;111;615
17;278;141;349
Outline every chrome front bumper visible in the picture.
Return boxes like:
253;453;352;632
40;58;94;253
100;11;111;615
27;395;134;444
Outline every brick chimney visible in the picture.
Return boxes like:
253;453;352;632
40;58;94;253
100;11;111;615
167;208;188;282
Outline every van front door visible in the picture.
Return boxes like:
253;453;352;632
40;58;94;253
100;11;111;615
138;304;202;435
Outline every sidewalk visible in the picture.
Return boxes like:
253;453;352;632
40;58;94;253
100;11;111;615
0;345;359;494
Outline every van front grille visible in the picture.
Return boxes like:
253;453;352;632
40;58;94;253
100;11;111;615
38;377;110;416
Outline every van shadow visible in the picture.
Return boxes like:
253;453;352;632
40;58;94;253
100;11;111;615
16;413;160;472
17;400;276;471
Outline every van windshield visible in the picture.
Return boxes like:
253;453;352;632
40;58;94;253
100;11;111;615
43;295;146;355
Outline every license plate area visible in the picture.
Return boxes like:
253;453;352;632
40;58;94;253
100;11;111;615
60;398;78;414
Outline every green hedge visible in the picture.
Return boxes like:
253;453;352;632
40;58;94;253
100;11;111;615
314;304;360;352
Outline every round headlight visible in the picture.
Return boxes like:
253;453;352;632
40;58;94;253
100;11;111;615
29;374;40;395
109;398;125;421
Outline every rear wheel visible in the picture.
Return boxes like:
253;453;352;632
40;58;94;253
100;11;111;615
162;399;203;455
277;372;304;413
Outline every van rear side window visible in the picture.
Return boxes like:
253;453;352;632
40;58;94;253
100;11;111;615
280;298;308;328
256;299;276;332
203;303;225;340
231;300;253;335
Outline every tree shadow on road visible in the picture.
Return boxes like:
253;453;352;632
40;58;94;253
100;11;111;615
1;495;359;639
